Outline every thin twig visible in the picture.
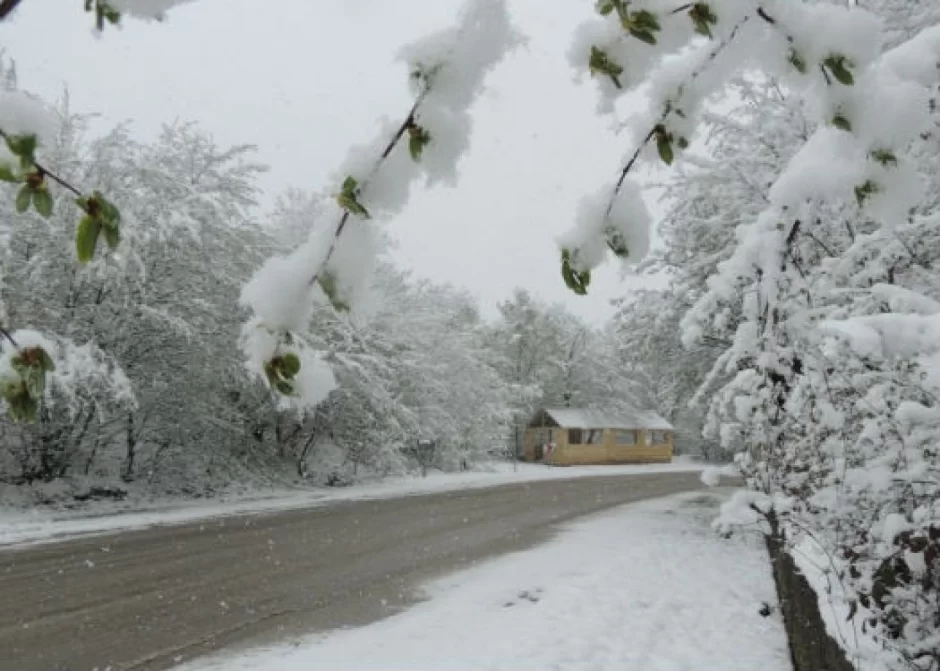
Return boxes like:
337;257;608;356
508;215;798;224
605;128;656;218
604;13;753;218
308;91;428;289
0;325;20;350
37;165;83;198
755;7;777;26
0;128;85;198
803;227;837;258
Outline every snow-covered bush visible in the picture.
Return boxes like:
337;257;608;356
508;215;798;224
560;1;940;668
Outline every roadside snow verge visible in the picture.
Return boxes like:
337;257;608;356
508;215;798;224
0;459;705;548
183;490;790;671
792;536;898;671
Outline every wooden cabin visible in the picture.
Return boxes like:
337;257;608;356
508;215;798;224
523;407;674;466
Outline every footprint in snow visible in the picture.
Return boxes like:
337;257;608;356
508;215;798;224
504;588;544;607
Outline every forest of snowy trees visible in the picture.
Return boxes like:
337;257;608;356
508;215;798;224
0;89;652;496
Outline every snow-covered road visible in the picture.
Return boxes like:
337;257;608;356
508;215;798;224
0;460;704;548
0;471;709;670
185;490;791;671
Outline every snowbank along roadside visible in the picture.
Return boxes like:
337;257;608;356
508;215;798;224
0;459;704;548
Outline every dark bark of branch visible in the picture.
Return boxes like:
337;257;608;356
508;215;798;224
0;0;24;20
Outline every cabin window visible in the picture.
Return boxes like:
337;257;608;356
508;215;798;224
615;430;638;446
650;430;670;445
568;429;603;445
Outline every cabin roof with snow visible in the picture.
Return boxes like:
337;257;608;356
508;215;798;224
531;407;673;432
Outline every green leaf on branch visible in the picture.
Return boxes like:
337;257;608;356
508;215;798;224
854;180;880;207
629;27;657;45
336;176;371;219
870;149;898;167
823;55;855;86
87;0;122;30
12;346;55;375
101;3;121;24
1;379;37;422
76;215;102;264
75;191;121;259
623;10;661;45
657;136;674;165
408;124;432;161
561;249;591;296
12;362;43;398
6;345;56;416
589;46;624;89
15;185;31;213
281;352;301;377
263;352;302;397
103;223;120;250
831;113;852;132
32;188;53;217
653;125;675;165
595;0;619;16
317;271;351;312
788;49;807;74
90;191;121;228
689;3;718;38
0;164;19;183
4;134;37;170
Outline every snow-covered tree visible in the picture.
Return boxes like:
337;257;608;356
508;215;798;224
611;289;721;456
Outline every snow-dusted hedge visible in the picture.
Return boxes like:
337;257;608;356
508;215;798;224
556;1;940;669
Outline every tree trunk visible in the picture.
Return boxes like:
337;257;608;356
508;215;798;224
297;431;317;479
275;415;286;460
122;411;137;482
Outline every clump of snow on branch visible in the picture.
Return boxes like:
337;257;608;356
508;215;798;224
107;0;195;20
0;89;56;168
240;229;332;336
558;179;652;273
700;463;737;488
238;0;522;408
336;0;525;213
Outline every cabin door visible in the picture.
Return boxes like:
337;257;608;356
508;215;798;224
533;429;552;461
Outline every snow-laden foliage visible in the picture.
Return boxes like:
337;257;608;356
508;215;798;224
610;289;722;458
569;1;940;668
0;56;136;426
239;0;523;410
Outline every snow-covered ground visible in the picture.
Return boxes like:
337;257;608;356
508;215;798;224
794;537;890;671
182;490;791;671
0;458;704;548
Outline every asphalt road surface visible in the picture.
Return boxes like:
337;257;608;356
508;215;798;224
0;471;705;670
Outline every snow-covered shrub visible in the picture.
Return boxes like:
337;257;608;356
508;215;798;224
561;1;940;667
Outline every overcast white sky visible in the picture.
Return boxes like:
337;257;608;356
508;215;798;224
0;0;667;324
